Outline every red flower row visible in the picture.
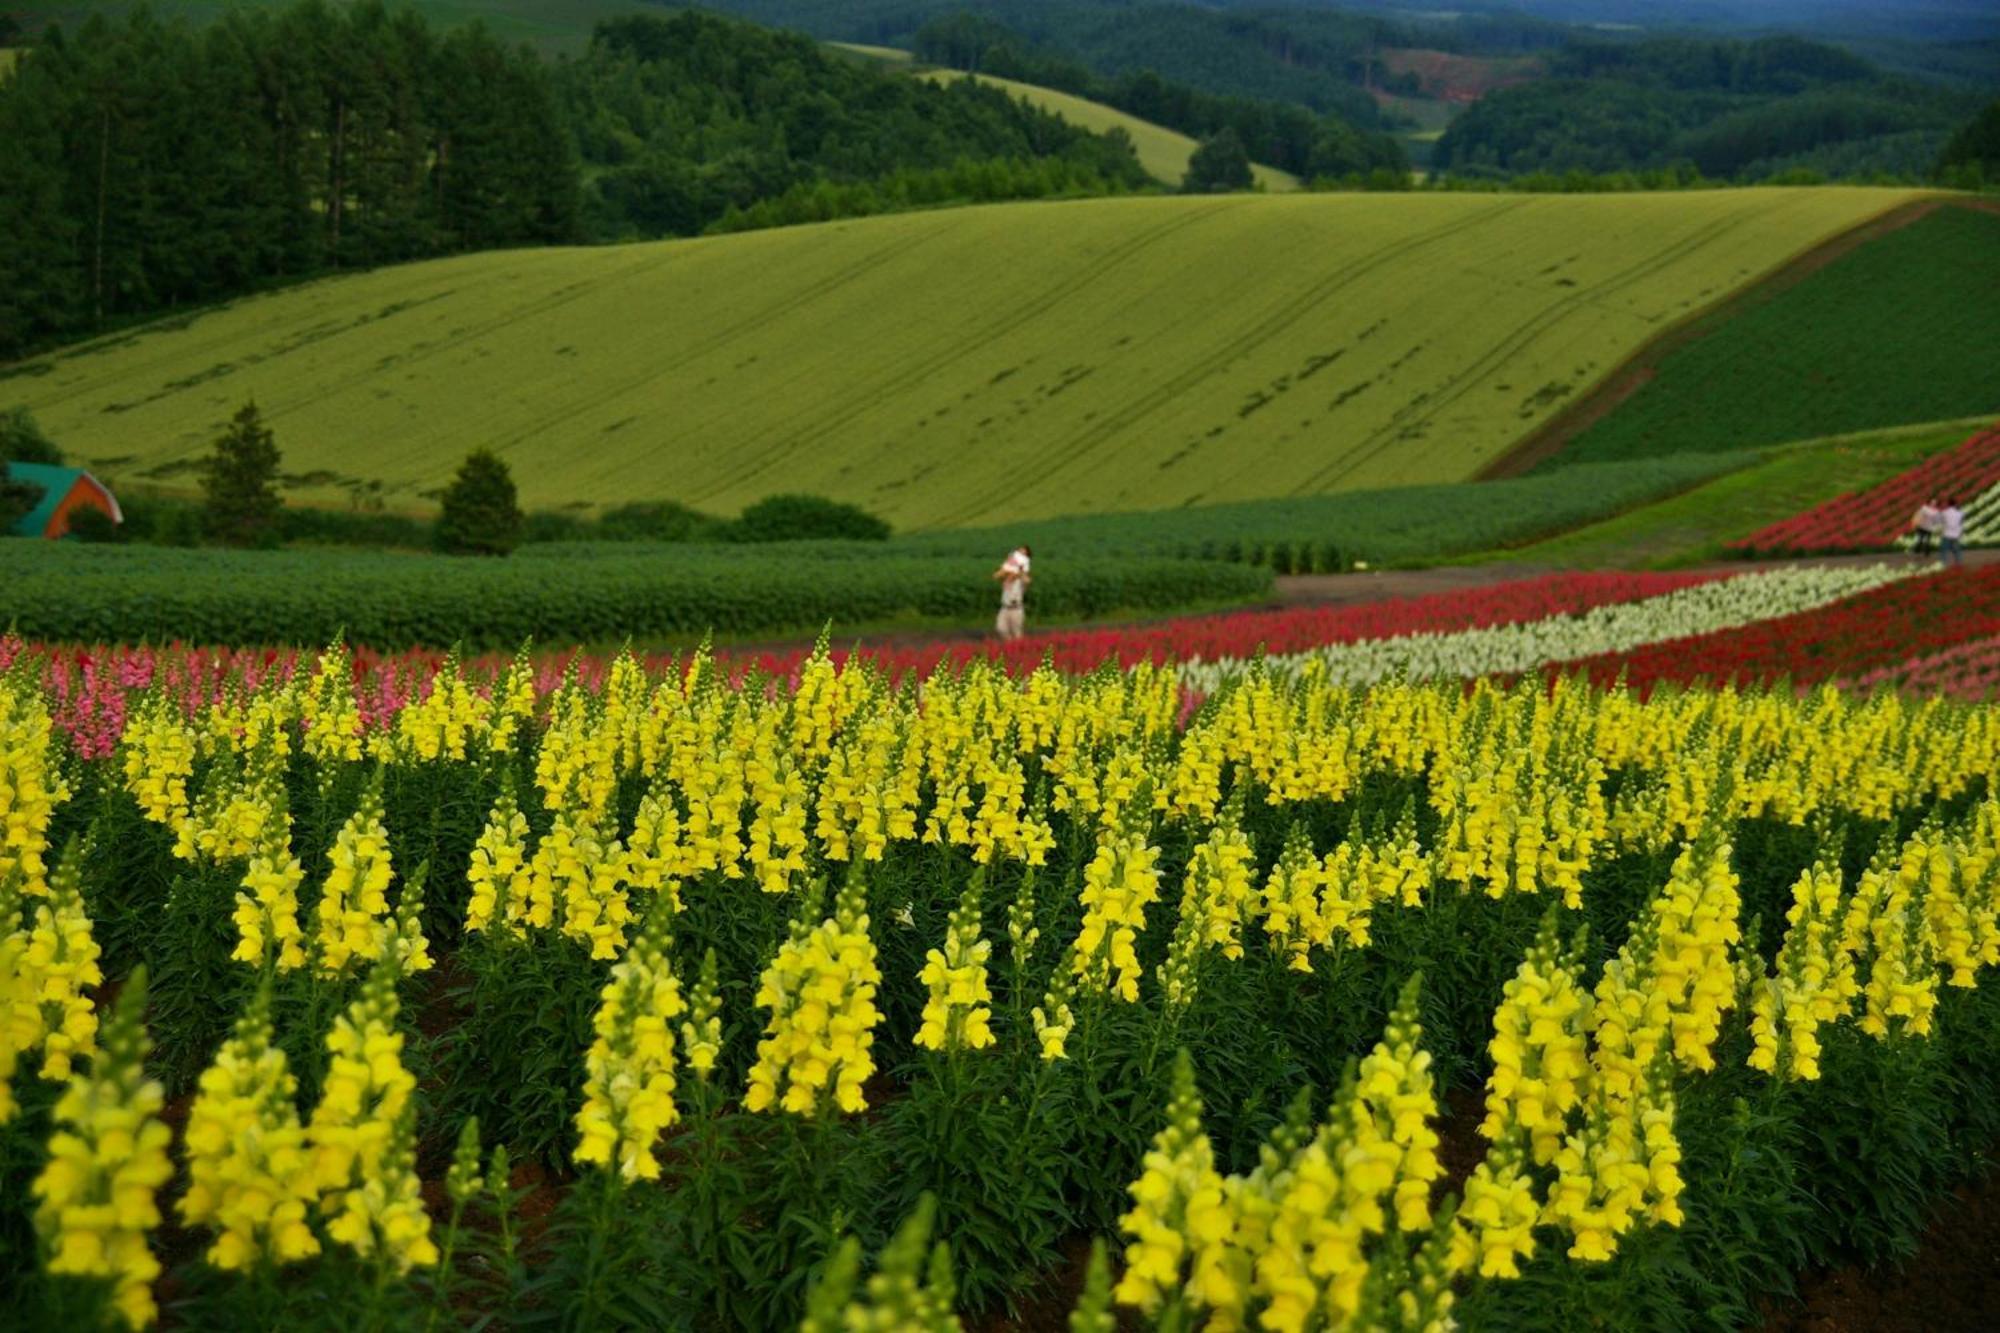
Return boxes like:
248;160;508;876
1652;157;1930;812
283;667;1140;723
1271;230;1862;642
1730;426;2000;556
1555;565;2000;694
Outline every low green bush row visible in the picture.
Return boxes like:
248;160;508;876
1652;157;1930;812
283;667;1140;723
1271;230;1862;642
0;542;1269;648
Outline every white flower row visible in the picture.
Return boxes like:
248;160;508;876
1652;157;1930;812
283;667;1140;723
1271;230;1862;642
1180;563;1925;692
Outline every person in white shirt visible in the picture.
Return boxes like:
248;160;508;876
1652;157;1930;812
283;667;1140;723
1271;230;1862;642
1940;497;1965;567
993;545;1031;640
1912;498;1941;556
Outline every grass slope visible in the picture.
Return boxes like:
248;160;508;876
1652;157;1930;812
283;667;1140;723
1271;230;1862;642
1;187;1924;529
1483;418;1994;568
918;69;1301;192
1547;204;2000;470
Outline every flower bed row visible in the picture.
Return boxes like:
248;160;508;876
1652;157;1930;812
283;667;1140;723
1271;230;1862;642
6;642;2000;1331
1182;563;1919;691
1560;563;2000;694
1729;424;2000;556
0;572;1713;756
1846;632;2000;701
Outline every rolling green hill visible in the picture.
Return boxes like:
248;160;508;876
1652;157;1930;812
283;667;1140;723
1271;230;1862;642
1;187;1924;529
918;69;1301;191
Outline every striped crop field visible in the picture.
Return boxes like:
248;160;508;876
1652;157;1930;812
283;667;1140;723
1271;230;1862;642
5;187;1924;528
918;69;1302;191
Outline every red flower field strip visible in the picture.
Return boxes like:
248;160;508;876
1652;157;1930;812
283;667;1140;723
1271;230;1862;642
1553;565;2000;692
716;570;1721;680
1845;631;2000;700
1732;427;2000;556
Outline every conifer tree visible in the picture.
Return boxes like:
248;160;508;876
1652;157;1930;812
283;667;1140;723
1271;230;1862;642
201;400;284;548
435;446;525;556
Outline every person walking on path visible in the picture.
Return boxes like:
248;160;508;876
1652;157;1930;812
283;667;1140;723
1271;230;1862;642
1940;498;1965;567
993;544;1031;640
1912;497;1942;557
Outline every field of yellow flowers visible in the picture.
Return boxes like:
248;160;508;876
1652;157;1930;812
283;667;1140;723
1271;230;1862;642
6;643;2000;1331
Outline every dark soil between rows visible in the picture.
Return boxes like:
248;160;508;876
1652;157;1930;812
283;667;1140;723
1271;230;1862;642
1760;1158;2000;1333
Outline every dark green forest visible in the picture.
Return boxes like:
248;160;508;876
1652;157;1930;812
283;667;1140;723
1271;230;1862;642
0;2;1147;359
1433;34;1986;179
907;10;1408;180
562;11;1145;240
0;1;576;358
675;0;1420;121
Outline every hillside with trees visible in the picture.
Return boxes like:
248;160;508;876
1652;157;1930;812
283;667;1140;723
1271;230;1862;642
1433;34;1987;180
0;2;1148;358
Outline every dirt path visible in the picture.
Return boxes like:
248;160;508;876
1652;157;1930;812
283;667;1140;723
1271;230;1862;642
1477;197;2000;480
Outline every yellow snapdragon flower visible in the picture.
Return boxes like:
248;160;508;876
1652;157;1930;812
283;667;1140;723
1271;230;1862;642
306;960;436;1273
574;906;685;1181
1113;1049;1233;1315
32;968;173;1329
179;991;319;1269
915;879;995;1053
745;877;882;1116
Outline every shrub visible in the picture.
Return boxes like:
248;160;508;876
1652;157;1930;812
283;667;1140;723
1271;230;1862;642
200;402;284;549
64;506;122;544
0;407;63;465
1184;128;1254;193
435;448;526;556
595;500;725;543
731;494;891;543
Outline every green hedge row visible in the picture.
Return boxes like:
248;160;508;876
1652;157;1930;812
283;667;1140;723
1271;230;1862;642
894;452;1752;571
0;542;1270;648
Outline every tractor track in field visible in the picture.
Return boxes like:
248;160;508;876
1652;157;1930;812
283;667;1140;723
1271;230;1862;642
1477;197;2000;481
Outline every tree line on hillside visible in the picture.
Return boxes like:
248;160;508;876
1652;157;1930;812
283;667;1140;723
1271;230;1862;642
909;11;1409;180
1;401;895;555
561;11;1144;240
1433;34;1989;181
680;0;1407;119
0;3;1150;359
0;1;576;359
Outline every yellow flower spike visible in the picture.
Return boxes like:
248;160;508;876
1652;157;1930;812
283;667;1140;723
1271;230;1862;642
1481;911;1593;1165
119;697;196;828
180;989;320;1270
574;902;686;1181
745;727;811;895
300;639;364;766
305;959;435;1273
1;683;74;896
235;819;308;974
1112;1049;1233;1316
312;780;398;977
678;947;724;1079
32;966;173;1330
1259;823;1324;974
1355;974;1444;1233
745;875;882;1116
465;787;532;937
915;876;995;1053
1449;1140;1541;1280
1070;827;1162;1002
15;846;104;1084
1030;968;1076;1063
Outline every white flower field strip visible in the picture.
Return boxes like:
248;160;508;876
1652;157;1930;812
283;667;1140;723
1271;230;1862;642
1179;563;1925;690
